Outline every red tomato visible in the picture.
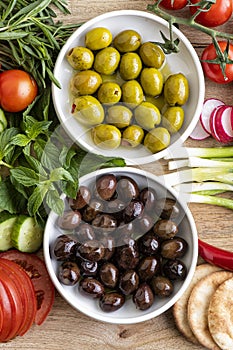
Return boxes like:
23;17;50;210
201;41;233;84
0;250;55;326
0;69;38;113
189;0;232;27
159;0;187;10
0;258;37;336
0;279;13;342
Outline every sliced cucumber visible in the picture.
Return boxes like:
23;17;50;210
0;211;17;251
11;215;43;253
0;108;7;132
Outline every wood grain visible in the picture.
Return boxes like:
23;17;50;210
2;1;233;349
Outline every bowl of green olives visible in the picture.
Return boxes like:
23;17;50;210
52;10;205;164
43;167;198;324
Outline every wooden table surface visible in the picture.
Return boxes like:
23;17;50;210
2;1;233;349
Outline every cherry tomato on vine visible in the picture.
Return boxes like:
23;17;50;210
159;0;187;10
189;0;232;27
201;41;233;84
0;69;38;113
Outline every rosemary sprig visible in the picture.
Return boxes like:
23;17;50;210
147;0;233;77
0;0;82;90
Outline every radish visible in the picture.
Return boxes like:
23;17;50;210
214;106;233;143
189;118;210;140
209;105;224;142
200;98;225;135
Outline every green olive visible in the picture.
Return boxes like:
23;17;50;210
122;125;144;147
164;73;189;106
121;80;144;107
66;46;94;70
73;95;104;126
85;27;112;50
113;29;141;53
162;106;184;133
139;42;165;69
94;47;121;75
106;105;133;128
145;95;165;112
70;70;102;96
144;127;170;153
134;102;161;130
119;52;142;80
91;124;121;149
97;82;122;104
140;68;164;96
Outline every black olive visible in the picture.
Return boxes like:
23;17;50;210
116;240;139;270
104;198;125;221
139;187;157;213
92;214;117;231
137;256;160;281
116;176;140;202
82;199;104;222
69;186;91;210
96;174;117;200
79;277;104;298
162;259;187;280
80;260;99;277
150;276;174;297
99;292;125;312
57;210;82;230
75;222;96;243
99;262;119;288
78;240;105;262
160;237;188;259
119;270;139;295
123;199;144;223
137;214;154;235
101;236;116;261
53;234;78;261
58;261;80;285
138;231;160;256
155;198;180;219
153;219;178;239
133;283;154;310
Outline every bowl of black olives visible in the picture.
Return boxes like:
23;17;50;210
52;9;205;165
44;167;198;324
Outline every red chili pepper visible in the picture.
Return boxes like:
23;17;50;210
198;239;233;271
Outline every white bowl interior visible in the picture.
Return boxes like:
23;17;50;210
52;10;205;165
44;167;198;324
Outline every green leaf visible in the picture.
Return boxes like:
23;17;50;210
27;183;49;216
35;138;61;170
0;127;19;160
46;189;64;216
10;166;39;186
0;178;27;214
11;134;30;147
49;167;74;182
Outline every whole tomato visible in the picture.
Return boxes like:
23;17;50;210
159;0;187;10
201;41;233;84
0;69;38;112
189;0;232;27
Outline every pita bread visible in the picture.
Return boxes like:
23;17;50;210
173;263;221;344
208;277;233;350
187;270;233;350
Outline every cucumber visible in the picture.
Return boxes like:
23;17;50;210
0;108;7;133
0;211;17;251
11;215;43;253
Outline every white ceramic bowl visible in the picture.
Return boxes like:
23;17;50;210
43;167;198;324
52;10;205;165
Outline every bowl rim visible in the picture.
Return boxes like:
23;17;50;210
52;9;205;165
43;166;199;324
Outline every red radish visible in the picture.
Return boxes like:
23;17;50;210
209;105;223;142
214;106;233;143
189;118;210;140
200;98;225;134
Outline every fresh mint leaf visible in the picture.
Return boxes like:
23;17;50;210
27;183;49;216
49;167;74;182
0;178;27;214
34;138;61;170
11;134;30;147
46;189;64;216
10;166;40;186
0;127;19;160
